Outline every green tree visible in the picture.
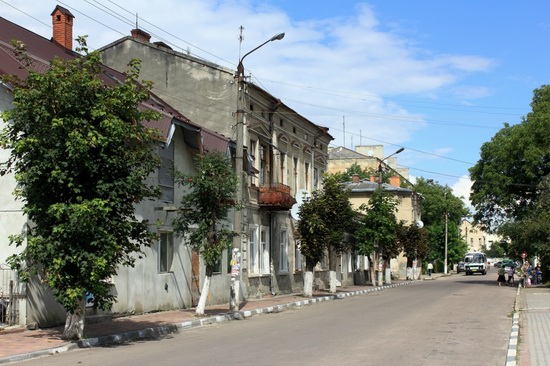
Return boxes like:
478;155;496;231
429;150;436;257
398;221;429;267
414;178;470;272
1;39;161;340
355;189;399;286
332;162;376;183
470;85;550;275
297;174;355;296
172;151;239;315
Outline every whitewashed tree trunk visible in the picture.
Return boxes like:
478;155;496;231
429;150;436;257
62;298;85;340
370;253;377;287
303;271;313;297
329;270;337;293
195;275;211;316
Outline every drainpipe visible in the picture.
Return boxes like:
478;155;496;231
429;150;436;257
269;211;276;295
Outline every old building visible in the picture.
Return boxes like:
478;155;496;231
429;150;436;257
0;7;232;326
98;28;335;298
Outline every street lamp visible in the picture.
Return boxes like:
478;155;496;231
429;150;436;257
231;32;285;312
376;147;404;286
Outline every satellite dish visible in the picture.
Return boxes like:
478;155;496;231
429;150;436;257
290;203;300;220
416;220;424;228
296;189;311;204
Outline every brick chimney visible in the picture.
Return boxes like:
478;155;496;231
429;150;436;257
51;6;74;50
389;176;401;187
352;174;360;183
131;29;152;43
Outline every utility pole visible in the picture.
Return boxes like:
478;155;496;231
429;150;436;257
231;31;285;312
376;147;404;286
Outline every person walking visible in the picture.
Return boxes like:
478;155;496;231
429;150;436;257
507;266;515;286
497;266;506;286
427;262;434;277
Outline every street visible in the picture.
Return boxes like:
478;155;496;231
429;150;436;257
17;271;517;366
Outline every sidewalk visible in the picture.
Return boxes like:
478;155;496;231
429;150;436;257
515;284;550;366
0;272;524;365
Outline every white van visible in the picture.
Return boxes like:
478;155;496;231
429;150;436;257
463;252;487;275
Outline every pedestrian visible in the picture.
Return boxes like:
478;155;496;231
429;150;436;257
427;261;433;277
497;266;506;286
507;266;515;286
535;265;542;285
521;262;530;287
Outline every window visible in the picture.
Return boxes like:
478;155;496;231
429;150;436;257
304;162;310;190
260;227;269;274
293;157;298;192
295;240;302;272
249;226;270;275
249;226;259;274
280;229;289;272
260;145;268;185
158;143;174;203
159;232;173;273
313;167;319;190
280;152;286;184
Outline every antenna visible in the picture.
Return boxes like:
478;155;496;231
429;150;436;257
342;115;345;148
135;13;138;29
238;26;244;62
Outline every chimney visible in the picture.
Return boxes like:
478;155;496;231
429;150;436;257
389;176;401;187
370;176;377;183
131;29;152;43
352;174;360;184
51;6;74;50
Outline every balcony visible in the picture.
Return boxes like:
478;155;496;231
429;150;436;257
258;183;296;210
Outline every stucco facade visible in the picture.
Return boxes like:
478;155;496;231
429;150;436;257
99;29;338;300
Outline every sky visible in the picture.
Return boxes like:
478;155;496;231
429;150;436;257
3;0;550;212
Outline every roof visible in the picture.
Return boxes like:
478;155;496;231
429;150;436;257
0;15;229;153
343;179;413;195
328;146;376;160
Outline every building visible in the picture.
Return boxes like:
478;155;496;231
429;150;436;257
329;145;421;281
98;28;336;298
0;7;231;326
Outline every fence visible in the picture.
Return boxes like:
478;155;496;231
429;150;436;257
0;263;21;326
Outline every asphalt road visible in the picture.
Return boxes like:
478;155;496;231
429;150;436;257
17;270;517;366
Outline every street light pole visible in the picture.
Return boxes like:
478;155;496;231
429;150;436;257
376;147;404;286
231;32;285;312
444;194;448;275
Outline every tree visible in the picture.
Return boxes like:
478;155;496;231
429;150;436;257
332;162;376;183
470;85;550;275
414;178;470;272
297;174;355;296
172;151;239;315
398;221;429;267
355;189;399;286
470;85;550;231
1;39;161;340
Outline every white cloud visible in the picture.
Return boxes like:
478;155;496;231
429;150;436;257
452;175;474;214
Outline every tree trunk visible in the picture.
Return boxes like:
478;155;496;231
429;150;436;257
370;252;376;287
328;248;337;293
195;275;211;316
62;298;85;340
303;259;315;297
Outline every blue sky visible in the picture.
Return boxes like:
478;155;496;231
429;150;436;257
3;0;550;210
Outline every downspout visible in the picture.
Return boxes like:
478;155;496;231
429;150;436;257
269;211;275;295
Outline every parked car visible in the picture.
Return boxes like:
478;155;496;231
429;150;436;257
503;260;517;272
457;261;465;273
494;261;502;268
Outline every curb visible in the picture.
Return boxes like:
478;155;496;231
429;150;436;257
0;282;415;364
505;285;521;366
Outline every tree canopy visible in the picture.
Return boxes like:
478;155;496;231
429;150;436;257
1;39;161;339
297;174;355;271
172;150;239;278
470;85;550;267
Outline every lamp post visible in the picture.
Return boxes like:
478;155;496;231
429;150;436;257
376;147;404;286
444;192;448;275
231;32;285;312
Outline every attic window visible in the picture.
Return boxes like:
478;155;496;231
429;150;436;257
280;119;284;127
56;15;61;21
293;127;296;134
249;103;254;111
